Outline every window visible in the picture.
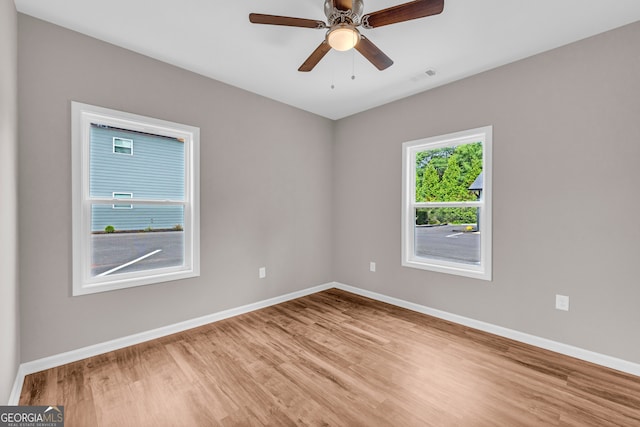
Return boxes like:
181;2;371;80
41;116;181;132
113;137;133;155
402;126;492;280
112;192;133;209
72;102;200;295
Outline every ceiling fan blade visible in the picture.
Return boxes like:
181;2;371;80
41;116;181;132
361;0;444;29
355;35;393;70
249;13;326;29
298;41;332;72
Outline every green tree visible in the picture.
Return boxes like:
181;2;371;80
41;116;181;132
414;141;483;225
439;154;466;201
454;142;483;189
417;147;454;176
417;163;440;202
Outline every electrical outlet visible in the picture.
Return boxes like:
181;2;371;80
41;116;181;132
259;267;266;279
555;294;569;311
369;262;376;272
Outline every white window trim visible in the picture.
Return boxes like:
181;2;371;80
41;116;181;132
113;137;133;155
112;192;133;209
401;126;492;281
72;101;200;296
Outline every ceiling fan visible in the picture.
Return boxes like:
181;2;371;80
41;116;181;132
249;0;444;72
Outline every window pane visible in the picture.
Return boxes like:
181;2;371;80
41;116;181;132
91;204;185;277
113;146;131;154
414;207;480;264
415;142;483;202
90;125;185;200
112;192;132;209
113;137;133;155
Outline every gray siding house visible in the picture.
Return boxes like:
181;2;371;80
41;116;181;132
90;125;184;232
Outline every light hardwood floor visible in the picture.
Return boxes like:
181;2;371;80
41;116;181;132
20;289;640;426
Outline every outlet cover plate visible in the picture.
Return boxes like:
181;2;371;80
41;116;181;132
556;294;569;311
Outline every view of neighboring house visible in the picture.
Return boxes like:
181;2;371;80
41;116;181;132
89;124;185;232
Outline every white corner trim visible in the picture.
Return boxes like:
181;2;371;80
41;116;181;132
12;282;335;401
332;282;640;377
8;365;26;405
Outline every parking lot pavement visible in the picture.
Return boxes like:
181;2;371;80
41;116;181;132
91;231;184;277
92;225;478;277
415;224;480;264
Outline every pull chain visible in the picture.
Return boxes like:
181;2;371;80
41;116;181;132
351;41;356;80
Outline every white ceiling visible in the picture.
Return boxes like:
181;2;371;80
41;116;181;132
14;0;640;120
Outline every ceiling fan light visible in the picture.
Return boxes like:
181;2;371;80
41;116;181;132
327;26;360;51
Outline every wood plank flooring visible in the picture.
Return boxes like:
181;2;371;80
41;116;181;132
20;289;640;426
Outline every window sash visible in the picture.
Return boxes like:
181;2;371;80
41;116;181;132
412;201;483;209
92;197;185;205
405;206;487;269
72;101;200;295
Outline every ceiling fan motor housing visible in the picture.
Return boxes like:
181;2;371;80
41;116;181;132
324;0;364;25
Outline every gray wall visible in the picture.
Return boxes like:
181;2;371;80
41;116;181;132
0;0;19;403
333;22;640;363
18;15;334;362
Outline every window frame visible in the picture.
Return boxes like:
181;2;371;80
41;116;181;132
112;192;133;210
401;126;492;281
72;102;200;296
112;137;133;155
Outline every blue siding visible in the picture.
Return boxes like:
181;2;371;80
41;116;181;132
90;126;185;232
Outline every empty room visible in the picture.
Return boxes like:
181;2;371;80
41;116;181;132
2;0;640;425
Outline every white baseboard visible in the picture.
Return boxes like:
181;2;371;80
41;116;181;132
331;282;640;377
10;280;639;404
